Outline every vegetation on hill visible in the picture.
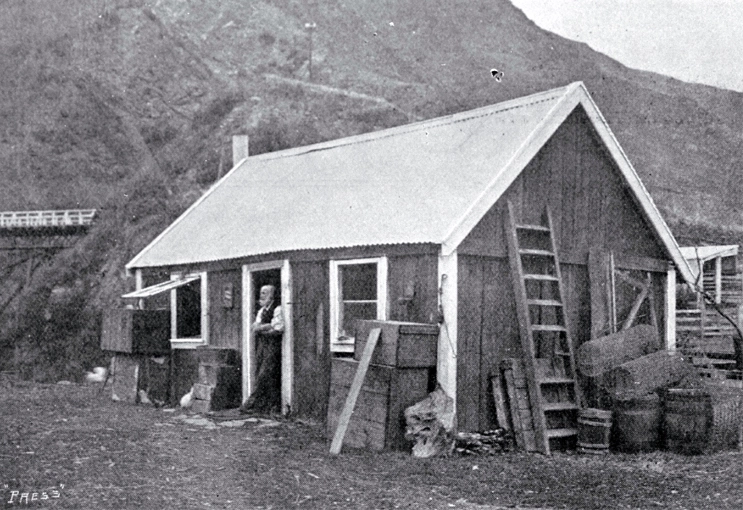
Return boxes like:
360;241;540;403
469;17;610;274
1;0;742;380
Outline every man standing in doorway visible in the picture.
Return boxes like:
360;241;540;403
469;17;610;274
240;284;283;414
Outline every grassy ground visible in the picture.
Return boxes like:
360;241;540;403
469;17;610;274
1;379;742;510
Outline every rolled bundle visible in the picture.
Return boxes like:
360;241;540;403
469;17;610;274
604;350;694;399
577;325;659;377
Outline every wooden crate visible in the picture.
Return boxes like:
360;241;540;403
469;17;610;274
101;309;170;354
327;358;432;450
353;320;438;368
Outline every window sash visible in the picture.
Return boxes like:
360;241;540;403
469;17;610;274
170;271;209;348
329;257;387;352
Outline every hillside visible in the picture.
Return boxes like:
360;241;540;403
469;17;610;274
1;0;742;379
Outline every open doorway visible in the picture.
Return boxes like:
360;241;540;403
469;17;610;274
242;269;282;413
242;261;293;415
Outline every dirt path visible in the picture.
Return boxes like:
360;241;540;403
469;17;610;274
1;380;742;509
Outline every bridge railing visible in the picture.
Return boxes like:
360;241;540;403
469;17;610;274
0;209;97;228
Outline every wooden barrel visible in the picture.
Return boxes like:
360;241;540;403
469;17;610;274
666;386;743;454
663;388;726;455
612;393;661;452
578;408;612;454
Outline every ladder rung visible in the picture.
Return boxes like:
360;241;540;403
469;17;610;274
539;377;575;385
542;402;579;412
546;428;578;439
516;223;550;232
553;351;571;357
523;274;558;281
519;249;554;257
531;324;566;332
527;299;562;307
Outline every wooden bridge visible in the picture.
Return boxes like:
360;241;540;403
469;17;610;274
0;209;96;236
0;209;96;252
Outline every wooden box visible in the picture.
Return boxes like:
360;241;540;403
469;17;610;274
327;358;432;450
101;309;171;354
353;320;438;368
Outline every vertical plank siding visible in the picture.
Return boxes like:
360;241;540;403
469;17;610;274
479;258;519;431
291;260;331;421
388;254;440;324
460;107;666;260
207;269;242;350
457;255;485;431
456;106;672;431
290;254;439;422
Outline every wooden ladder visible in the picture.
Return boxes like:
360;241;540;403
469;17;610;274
505;201;582;455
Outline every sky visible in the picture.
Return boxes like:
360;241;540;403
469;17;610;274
510;0;743;92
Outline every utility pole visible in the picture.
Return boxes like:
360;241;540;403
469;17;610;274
304;22;317;81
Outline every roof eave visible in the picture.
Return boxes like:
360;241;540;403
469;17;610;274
125;157;250;271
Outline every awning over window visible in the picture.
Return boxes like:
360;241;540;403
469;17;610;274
122;275;200;299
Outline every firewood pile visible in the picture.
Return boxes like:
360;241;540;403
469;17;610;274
454;429;514;455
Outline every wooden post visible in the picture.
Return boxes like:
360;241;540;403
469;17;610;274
329;327;381;455
665;266;677;352
135;269;144;310
437;250;457;411
609;251;617;334
280;259;293;416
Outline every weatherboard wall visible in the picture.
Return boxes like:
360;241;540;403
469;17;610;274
455;106;671;432
283;248;440;422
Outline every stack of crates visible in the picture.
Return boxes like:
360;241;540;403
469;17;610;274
327;320;438;450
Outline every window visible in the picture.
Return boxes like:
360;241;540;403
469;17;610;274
329;257;387;353
170;272;209;348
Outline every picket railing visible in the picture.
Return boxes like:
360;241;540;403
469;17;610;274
0;209;96;229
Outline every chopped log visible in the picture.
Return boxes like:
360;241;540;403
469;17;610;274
404;384;455;458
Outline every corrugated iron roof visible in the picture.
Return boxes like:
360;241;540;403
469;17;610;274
126;82;694;284
128;86;566;268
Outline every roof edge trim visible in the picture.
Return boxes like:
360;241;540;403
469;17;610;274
574;83;694;284
441;82;582;254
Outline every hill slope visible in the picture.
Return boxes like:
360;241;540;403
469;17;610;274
1;0;741;378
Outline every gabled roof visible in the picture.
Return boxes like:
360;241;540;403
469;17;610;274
126;82;693;283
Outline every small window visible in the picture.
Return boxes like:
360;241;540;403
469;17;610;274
329;258;387;353
176;280;201;338
170;272;208;348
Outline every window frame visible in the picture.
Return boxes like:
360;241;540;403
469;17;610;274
169;271;209;349
329;257;388;353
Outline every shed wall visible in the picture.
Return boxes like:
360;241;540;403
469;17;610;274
459;106;666;260
290;251;440;422
456;106;671;431
207;268;242;350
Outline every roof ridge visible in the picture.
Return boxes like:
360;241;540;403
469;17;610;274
245;83;578;164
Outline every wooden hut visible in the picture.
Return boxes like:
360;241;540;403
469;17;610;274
677;245;742;364
112;82;693;435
